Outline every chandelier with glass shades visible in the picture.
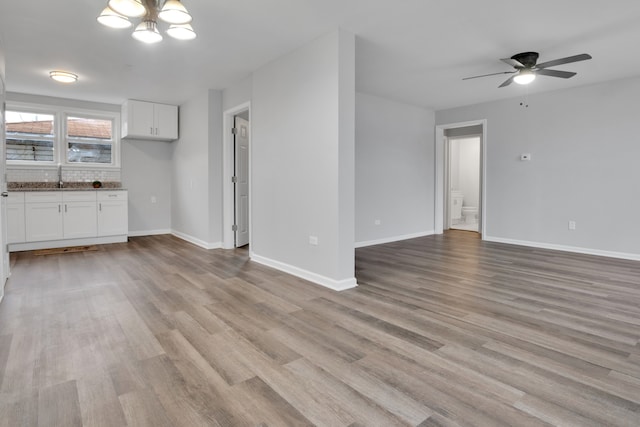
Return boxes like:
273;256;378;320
98;0;196;44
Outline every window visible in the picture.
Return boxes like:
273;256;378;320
6;111;55;162
66;116;114;164
5;102;120;167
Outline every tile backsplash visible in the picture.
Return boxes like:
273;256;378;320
7;166;121;183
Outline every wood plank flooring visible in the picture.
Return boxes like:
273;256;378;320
1;231;639;426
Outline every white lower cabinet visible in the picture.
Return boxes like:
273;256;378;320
25;193;64;242
7;192;26;244
98;191;128;236
62;192;98;239
9;190;128;251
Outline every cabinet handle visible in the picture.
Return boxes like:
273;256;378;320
58;204;61;213
65;204;67;213
150;126;153;135
155;127;158;135
99;203;102;212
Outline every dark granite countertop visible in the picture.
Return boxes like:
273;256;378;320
8;182;126;192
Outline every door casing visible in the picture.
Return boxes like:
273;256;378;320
435;119;487;237
222;102;251;249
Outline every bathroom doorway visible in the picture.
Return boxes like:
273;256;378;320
435;120;486;237
448;135;481;232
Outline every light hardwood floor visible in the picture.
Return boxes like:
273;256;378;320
0;231;639;426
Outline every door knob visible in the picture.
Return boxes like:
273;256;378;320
1;192;8;197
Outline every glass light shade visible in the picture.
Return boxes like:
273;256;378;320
50;71;78;83
107;0;146;18
166;23;196;40
158;0;192;24
514;70;536;85
97;6;132;29
132;20;163;44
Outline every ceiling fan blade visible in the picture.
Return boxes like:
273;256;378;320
498;76;515;88
462;71;516;80
536;53;592;69
501;57;524;68
536;69;577;79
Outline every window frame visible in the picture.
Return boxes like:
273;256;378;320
5;101;121;168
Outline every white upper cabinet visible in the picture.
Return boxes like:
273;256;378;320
121;100;178;141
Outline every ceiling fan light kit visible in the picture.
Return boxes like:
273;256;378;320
513;69;536;85
49;71;78;83
98;0;196;42
464;51;592;88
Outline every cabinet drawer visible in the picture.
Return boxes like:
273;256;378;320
7;192;25;204
98;191;128;201
25;192;62;203
63;191;97;202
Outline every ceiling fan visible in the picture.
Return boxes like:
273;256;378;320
463;52;592;87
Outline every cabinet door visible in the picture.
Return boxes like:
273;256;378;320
7;203;25;244
63;202;97;239
25;203;63;242
155;103;178;139
98;201;128;236
128;100;155;137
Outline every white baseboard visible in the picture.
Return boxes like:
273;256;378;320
171;230;221;250
128;229;172;237
484;236;640;261
355;230;435;248
250;253;358;291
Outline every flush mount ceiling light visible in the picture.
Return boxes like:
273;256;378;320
97;0;196;43
513;69;536;85
49;71;78;83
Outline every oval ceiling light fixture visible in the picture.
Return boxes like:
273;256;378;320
107;0;146;18
49;71;78;83
166;23;196;40
132;20;163;44
97;6;132;29
158;0;192;24
514;69;536;85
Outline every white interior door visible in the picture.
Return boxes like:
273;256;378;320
234;117;249;247
0;63;8;296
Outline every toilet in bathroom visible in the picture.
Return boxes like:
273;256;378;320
462;206;478;224
450;191;464;224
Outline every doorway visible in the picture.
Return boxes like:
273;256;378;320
222;102;251;250
435;120;487;237
448;135;481;232
233;113;249;247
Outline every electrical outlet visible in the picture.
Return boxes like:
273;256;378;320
374;219;381;225
309;235;318;246
568;220;576;230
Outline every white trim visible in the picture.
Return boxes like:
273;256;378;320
435;120;487;238
128;229;171;237
484;235;640;261
171;230;221;250
355;230;435;248
222;102;251;250
250;253;358;291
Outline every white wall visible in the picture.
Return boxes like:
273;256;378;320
121;139;172;234
251;29;356;289
223;76;252;111
355;92;435;246
171;91;213;247
208;90;223;245
436;76;640;258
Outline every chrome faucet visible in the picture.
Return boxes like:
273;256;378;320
58;164;63;188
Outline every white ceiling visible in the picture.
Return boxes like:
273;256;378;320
1;0;639;110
